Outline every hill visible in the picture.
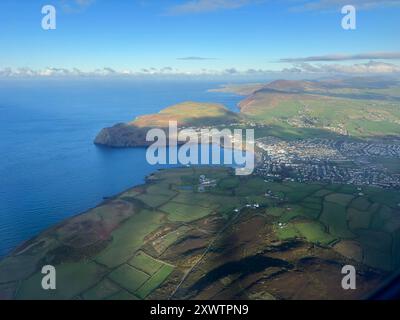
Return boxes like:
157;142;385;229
95;77;400;147
234;79;400;138
94;102;241;147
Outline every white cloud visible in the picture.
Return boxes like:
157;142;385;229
60;0;96;13
177;56;217;60
282;67;303;73
290;0;400;11
294;61;400;73
1;61;399;78
280;52;400;63
165;0;259;15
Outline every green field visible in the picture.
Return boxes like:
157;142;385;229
109;264;149;293
2;166;400;300
239;86;400;138
94;209;165;267
136;193;172;208
160;202;214;222
136;264;174;299
82;278;121;300
129;251;164;275
17;261;107;300
152;226;191;254
295;221;337;245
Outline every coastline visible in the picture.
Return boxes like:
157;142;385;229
4;167;163;260
2;150;258;261
0;81;246;258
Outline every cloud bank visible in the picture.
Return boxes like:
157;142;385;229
292;61;400;73
1;61;399;79
280;52;400;63
177;56;217;60
60;0;95;13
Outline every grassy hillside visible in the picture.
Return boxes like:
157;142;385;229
94;102;241;147
1;167;397;300
95;77;400;147
233;79;400;138
131;101;240;128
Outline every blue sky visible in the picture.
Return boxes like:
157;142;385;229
0;0;400;77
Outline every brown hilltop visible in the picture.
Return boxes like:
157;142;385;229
260;79;322;93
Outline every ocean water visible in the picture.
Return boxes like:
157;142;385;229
0;79;244;257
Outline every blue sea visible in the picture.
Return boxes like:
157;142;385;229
0;79;244;257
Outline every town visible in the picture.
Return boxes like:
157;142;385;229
255;137;400;188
